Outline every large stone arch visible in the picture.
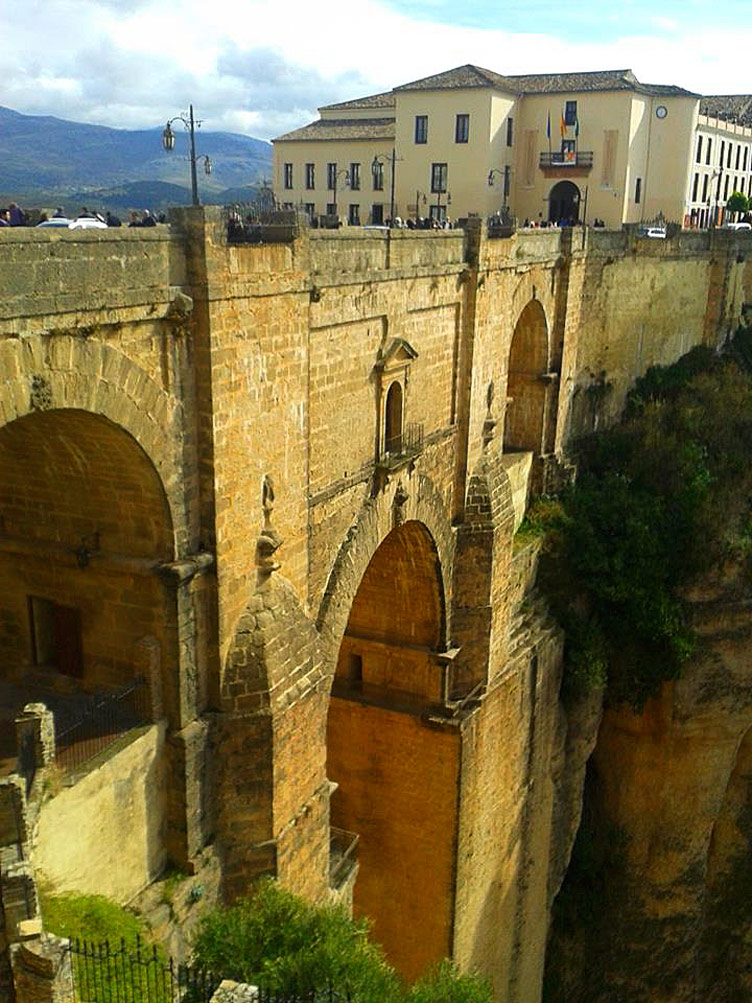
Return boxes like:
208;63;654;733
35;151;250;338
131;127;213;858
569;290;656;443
316;473;455;675
504;298;551;455
0;335;189;555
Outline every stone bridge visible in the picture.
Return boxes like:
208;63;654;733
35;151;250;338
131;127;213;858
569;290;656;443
0;212;749;1002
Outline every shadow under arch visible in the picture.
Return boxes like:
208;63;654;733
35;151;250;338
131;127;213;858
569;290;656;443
504;298;550;456
326;512;458;981
0;406;177;721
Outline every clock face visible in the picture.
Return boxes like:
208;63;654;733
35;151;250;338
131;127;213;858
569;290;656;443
656;105;668;119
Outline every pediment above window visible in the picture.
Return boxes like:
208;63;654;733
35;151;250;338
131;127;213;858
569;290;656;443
374;338;419;375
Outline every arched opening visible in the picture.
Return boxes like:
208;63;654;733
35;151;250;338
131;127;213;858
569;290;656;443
327;520;459;981
504;300;549;455
0;408;176;754
384;381;403;455
548;180;581;223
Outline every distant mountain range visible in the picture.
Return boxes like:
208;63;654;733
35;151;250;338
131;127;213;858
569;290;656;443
0;105;273;211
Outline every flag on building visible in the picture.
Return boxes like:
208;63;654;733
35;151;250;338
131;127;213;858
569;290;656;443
575;116;580;138
560;111;566;136
546;111;551;139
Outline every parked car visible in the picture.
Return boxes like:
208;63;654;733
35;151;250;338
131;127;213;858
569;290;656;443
637;226;667;239
69;217;108;230
726;221;752;230
37;217;71;228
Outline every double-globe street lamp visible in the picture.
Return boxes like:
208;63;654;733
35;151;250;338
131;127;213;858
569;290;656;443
162;105;212;207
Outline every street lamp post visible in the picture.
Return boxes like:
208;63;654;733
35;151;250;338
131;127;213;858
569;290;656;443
162;104;213;207
331;167;350;219
372;148;398;225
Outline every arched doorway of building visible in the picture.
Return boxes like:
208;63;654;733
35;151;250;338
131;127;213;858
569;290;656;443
503;300;549;455
327;520;459;982
0;408;176;731
548;180;581;223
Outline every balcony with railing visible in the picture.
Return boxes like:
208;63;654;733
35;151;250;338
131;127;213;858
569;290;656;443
539;151;593;170
330;826;359;890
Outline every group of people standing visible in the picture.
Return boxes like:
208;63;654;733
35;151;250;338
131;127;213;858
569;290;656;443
0;202;167;228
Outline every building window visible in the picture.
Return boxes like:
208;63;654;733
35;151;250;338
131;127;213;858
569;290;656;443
635;177;642;204
327;163;337;190
415;115;428;144
282;202;294;210
304;203;315;218
348;204;360;225
372;161;384;191
29;596;83;677
431;162;448;193
744;148;749;171
384;381;403;454
692;173;699;202
702;175;709;202
371;203;384;224
727;143;733;168
349;163;360;190
736;145;742;170
283;163;293;189
455;113;470;143
724;175;730;200
565;101;577;126
506;117;514;147
326;203;336;216
706;138;712;165
305;163;315;190
504;165;511;200
696;136;703;163
720;141;725;168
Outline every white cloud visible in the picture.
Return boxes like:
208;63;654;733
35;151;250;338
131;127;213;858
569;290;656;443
1;0;751;138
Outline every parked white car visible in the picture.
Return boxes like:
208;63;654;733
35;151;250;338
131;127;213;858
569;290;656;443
726;221;752;231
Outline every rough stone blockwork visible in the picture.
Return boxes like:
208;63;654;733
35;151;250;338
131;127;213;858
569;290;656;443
0;213;749;1003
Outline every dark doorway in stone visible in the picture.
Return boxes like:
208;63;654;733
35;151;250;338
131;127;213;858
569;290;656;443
548;180;581;223
384;381;403;455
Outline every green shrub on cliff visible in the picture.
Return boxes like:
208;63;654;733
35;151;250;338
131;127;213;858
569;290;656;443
193;880;400;1002
534;333;752;707
193;881;491;1003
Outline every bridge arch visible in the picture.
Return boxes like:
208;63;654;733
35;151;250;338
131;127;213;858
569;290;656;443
326;512;458;980
0;336;189;554
503;298;550;455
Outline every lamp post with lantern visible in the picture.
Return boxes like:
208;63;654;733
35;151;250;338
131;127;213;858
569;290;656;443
371;148;398;225
162;105;213;207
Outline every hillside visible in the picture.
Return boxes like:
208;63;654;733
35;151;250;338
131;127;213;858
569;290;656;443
0;105;272;208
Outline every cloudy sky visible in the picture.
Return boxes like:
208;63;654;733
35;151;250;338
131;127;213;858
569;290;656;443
2;0;750;141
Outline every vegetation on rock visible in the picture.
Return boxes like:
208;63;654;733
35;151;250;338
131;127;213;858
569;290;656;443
524;332;752;708
193;880;492;1003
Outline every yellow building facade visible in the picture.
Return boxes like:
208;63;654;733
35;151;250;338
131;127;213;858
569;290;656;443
273;64;752;229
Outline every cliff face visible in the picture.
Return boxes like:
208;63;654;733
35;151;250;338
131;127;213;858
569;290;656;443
544;568;752;1002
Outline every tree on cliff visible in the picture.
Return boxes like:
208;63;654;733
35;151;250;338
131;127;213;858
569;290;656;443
528;332;752;708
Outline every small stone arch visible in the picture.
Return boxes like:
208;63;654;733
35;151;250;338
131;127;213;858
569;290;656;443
504;299;551;455
0;335;188;556
316;473;454;677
